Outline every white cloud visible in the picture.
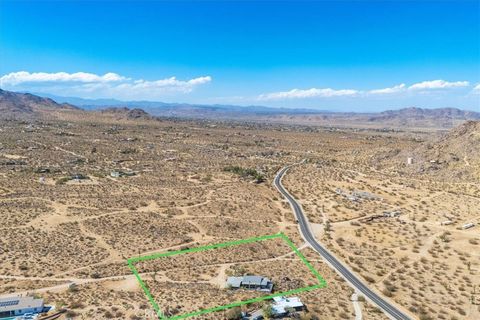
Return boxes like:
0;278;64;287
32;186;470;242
0;71;126;85
408;79;469;90
369;83;406;94
258;88;359;100
257;79;473;101
186;76;212;86
126;76;212;93
0;71;212;99
471;84;480;94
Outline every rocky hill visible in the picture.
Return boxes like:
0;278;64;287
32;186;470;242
99;107;152;120
0;89;78;119
389;120;480;181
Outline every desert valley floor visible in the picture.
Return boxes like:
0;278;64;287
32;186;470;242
0;109;479;320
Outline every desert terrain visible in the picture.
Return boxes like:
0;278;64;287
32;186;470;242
0;91;478;320
282;122;480;320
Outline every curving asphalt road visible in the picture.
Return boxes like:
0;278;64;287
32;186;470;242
274;165;412;320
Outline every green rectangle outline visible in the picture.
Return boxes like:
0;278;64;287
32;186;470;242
127;232;327;320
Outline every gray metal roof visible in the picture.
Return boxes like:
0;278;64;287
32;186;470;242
0;296;44;312
226;277;243;288
227;275;271;287
242;275;268;286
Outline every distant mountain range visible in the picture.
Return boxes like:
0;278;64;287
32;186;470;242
33;92;326;115
1;89;479;129
370;107;480;121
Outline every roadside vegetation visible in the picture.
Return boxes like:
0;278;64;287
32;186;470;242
223;165;266;183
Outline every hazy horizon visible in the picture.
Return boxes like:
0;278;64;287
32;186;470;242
9;89;478;114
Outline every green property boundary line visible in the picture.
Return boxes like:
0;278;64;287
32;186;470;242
127;233;327;320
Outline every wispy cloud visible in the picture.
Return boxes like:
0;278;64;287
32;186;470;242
369;83;406;95
258;79;473;101
0;71;212;99
471;83;480;94
258;88;359;100
127;76;212;93
408;79;469;90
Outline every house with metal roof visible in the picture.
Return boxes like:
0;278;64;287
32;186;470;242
226;275;273;292
0;296;44;318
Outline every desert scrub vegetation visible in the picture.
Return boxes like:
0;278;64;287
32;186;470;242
223;165;265;183
2;114;478;319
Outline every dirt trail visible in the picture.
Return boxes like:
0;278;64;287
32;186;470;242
0;245;315;297
78;223;123;261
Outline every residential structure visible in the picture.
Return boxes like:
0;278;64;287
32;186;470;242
0;296;44;318
248;296;305;319
271;296;305;316
462;223;475;230
110;170;136;178
226;276;273;292
383;210;401;218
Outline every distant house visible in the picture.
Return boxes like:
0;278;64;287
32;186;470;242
462;223;475;230
271;296;304;316
110;170;136;178
71;173;88;181
352;190;381;201
226;276;273;292
110;171;122;178
347;195;358;202
0;296;44;318
383;210;401;218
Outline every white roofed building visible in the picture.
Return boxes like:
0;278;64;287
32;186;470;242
0;296;44;318
271;296;304;316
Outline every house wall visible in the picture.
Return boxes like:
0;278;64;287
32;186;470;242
14;306;43;316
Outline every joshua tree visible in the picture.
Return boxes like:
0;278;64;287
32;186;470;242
324;220;331;232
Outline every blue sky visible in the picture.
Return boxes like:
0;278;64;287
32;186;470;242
0;0;479;111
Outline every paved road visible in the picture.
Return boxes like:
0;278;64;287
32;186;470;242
274;165;412;320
